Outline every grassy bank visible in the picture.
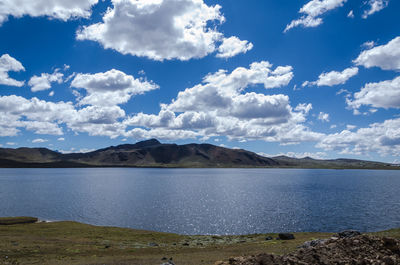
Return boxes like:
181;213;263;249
0;217;399;265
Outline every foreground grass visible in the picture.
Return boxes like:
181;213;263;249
0;218;399;265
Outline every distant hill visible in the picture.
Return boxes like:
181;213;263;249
0;139;397;169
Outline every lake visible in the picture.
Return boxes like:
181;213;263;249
0;168;400;235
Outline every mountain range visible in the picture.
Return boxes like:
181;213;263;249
0;139;397;169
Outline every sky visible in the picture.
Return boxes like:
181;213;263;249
0;0;399;163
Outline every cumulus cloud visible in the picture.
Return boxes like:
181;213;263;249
0;62;323;145
347;76;400;110
28;70;64;92
0;95;126;138
71;69;159;106
216;36;253;59
76;0;251;61
258;151;328;160
0;68;159;138
124;62;323;144
166;61;293;112
318;112;330;122
0;0;99;25
362;0;389;19
317;118;400;156
284;0;347;32
0;95;73;136
32;138;48;143
302;67;358;87
0;54;25;87
354;36;400;71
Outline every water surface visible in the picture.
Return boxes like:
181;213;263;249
0;168;399;235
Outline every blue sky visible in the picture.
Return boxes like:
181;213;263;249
0;0;399;162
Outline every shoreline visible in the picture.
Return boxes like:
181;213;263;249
1;217;400;264
1;165;400;170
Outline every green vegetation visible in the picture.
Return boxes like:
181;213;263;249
0;218;399;265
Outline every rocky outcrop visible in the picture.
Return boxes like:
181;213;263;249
216;234;400;265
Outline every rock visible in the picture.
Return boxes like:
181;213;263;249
182;242;190;246
265;236;273;241
160;262;175;265
382;237;398;251
337;230;361;238
278;233;295;240
160;258;175;265
218;235;400;265
382;256;395;265
148;242;159;247
299;239;328;248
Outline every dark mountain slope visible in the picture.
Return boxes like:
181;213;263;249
0;139;397;169
62;139;278;167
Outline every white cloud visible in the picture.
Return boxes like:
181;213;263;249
346;124;357;130
303;67;358;87
347;10;354;18
124;62;323;144
284;0;347;32
32;138;48;143
58;148;95;154
295;103;313;114
57;137;65;141
362;0;389;19
71;69;159;106
258;151;328;160
216;36;253;59
317;118;400;156
6;142;16;146
0;95;73;136
0;69;158;138
318;112;330;122
362;41;376;49
347;76;400;110
0;0;99;25
354;36;400;71
76;0;250;61
0;54;25;87
28;70;64;92
0;62;323;145
0;95;127;138
166;61;293;112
